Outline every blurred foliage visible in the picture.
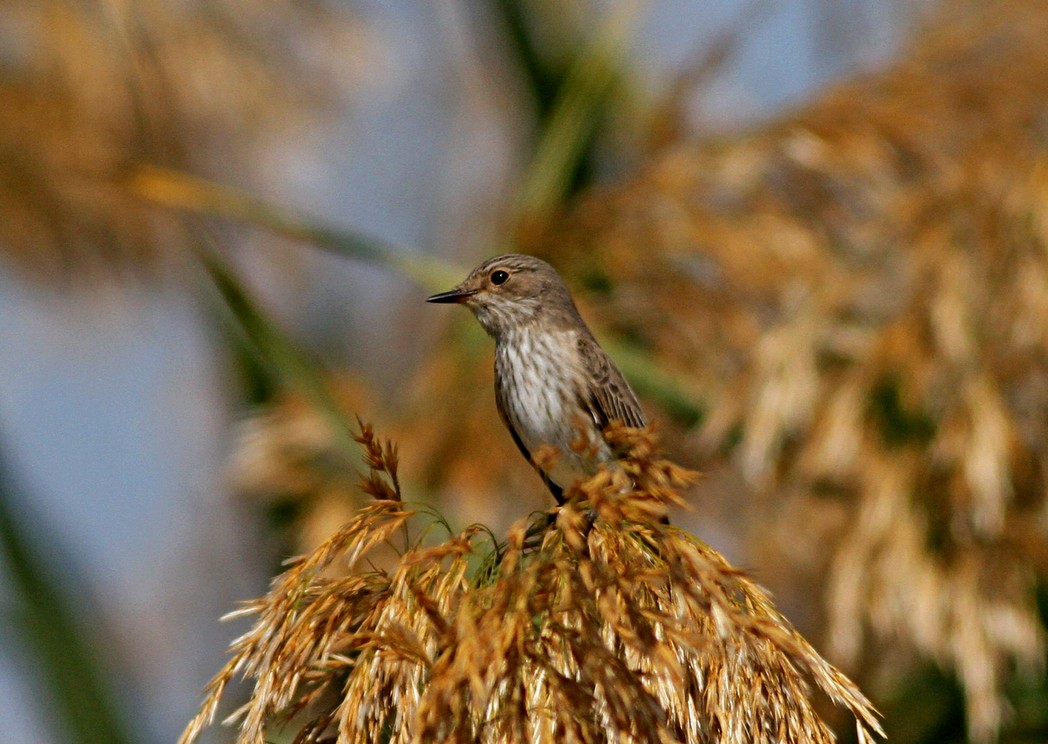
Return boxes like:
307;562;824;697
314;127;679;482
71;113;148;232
195;239;361;458
490;0;636;224
0;445;131;744
131;166;464;292
510;2;643;228
0;0;351;282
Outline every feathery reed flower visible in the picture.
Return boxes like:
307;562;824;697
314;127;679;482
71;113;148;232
183;423;882;743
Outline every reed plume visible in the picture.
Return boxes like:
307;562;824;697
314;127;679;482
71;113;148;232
183;422;881;744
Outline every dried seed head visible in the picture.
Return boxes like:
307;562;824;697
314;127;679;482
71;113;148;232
182;424;882;744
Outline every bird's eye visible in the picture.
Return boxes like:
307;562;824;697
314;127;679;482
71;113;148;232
490;270;509;286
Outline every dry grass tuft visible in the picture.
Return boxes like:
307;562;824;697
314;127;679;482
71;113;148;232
0;0;355;280
182;423;882;744
229;379;385;550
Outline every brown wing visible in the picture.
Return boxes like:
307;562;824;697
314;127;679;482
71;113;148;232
576;334;647;430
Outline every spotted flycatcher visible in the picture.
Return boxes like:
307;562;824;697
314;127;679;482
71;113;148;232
427;253;646;502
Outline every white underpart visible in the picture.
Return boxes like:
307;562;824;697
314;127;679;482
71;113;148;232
496;327;612;489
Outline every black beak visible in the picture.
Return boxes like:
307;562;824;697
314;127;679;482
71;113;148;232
426;287;475;304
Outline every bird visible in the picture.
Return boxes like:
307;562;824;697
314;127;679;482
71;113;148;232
426;253;646;503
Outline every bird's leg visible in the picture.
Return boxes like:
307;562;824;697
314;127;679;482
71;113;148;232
521;508;558;551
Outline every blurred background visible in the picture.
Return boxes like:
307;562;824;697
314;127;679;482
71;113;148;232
1;0;1046;742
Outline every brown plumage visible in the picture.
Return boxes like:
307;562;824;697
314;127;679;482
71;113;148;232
427;253;645;502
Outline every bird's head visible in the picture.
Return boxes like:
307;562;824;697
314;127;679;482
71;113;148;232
426;253;575;337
